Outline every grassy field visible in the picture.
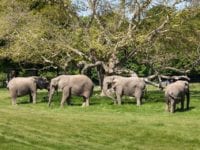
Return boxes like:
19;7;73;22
0;84;200;150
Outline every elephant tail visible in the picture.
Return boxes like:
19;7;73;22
168;92;179;101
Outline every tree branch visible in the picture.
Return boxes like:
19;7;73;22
147;15;169;42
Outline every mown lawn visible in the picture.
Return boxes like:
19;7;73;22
0;84;200;150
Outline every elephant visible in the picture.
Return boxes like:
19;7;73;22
48;75;94;107
101;75;122;97
164;80;190;113
102;75;146;106
7;76;49;105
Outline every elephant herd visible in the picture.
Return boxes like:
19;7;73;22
6;74;190;113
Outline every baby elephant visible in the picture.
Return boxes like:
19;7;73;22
165;80;190;113
7;76;49;105
48;75;94;107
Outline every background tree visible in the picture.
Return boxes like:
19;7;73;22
0;0;199;84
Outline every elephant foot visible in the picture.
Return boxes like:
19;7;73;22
12;103;18;106
136;100;141;106
82;102;88;107
165;105;170;112
82;102;86;107
170;109;175;113
11;100;17;106
165;108;170;112
60;104;65;108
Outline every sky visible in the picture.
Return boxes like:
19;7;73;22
72;0;188;16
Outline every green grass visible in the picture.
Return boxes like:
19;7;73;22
0;84;200;150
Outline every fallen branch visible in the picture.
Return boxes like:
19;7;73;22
164;67;190;74
143;78;161;88
160;75;190;81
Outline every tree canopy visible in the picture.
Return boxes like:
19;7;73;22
0;0;199;77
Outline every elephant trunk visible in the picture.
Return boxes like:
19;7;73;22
102;83;116;101
48;87;55;107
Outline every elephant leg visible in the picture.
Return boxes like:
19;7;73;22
135;89;142;106
60;87;70;107
136;97;141;106
116;87;122;105
60;94;67;107
11;96;17;105
109;92;117;105
181;97;185;110
165;96;170;112
141;88;146;102
82;101;86;107
116;94;122;105
186;99;190;110
113;97;117;105
31;92;36;104
48;88;55;107
66;89;71;106
170;100;176;113
186;92;190;110
29;93;33;103
86;98;89;106
165;101;170;112
109;91;117;105
82;97;89;107
165;103;169;112
10;91;17;105
66;98;71;105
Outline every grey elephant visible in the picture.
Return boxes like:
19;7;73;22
165;80;190;113
102;75;146;106
101;75;121;96
7;76;49;105
48;75;94;107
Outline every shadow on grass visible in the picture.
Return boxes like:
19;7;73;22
175;106;195;112
16;89;200;107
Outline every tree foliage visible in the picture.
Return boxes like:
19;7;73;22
0;0;199;77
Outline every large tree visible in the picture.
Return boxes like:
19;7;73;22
0;0;199;85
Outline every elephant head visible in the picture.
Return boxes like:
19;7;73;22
33;77;50;90
101;76;121;101
102;76;115;95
